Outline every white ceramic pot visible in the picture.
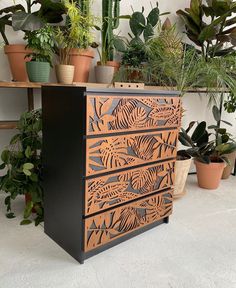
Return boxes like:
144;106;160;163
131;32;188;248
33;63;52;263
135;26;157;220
56;64;75;84
173;157;192;199
95;65;115;84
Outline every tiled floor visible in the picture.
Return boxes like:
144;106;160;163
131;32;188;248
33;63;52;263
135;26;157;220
0;175;236;288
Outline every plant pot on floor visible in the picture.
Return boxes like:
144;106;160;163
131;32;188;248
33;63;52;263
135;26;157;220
194;159;226;190
26;61;50;83
56;64;75;84
95;65;115;84
222;151;236;179
174;154;192;199
69;48;94;82
4;44;32;82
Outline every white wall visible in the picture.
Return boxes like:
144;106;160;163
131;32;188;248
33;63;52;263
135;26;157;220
0;0;235;155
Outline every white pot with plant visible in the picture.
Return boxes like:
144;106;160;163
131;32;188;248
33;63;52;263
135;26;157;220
54;1;83;84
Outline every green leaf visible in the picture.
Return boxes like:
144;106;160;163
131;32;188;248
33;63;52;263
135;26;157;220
212;105;221;122
6;212;15;219
130;11;146;37
4;195;10;206
113;37;126;52
23;169;32;176
29;173;38;182
20;219;32;225
25;146;32;158
23;163;34;170
191;121;207;142
221;120;232;126
10;134;21;145
1;150;10;163
0;162;5;170
24;201;34;219
143;23;154;42
147;7;159;27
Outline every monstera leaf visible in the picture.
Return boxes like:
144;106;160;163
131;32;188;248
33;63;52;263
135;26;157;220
12;0;65;31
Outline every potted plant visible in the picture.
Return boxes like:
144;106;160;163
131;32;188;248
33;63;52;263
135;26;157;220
24;25;54;83
94;0;125;83
179;108;236;189
54;0;84;84
0;0;65;82
0;109;43;226
114;3;165;83
68;0;96;83
174;150;192;199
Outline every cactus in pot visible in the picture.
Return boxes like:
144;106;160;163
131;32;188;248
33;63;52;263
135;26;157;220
95;0;125;83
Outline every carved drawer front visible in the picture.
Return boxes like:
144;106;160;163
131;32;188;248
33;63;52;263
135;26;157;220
84;189;173;252
86;95;181;135
86;129;178;176
85;160;175;216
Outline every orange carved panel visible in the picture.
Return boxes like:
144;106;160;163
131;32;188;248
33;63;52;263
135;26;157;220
86;95;181;135
84;190;173;252
85;161;175;215
86;130;178;176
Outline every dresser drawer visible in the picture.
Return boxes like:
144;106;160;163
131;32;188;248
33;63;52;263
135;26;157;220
85;160;175;215
86;129;178;176
86;95;181;135
84;189;173;252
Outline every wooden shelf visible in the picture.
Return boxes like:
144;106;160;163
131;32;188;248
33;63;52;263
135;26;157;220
0;121;18;129
0;81;230;93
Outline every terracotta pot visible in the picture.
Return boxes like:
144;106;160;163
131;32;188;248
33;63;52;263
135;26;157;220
4;44;32;82
25;193;36;213
174;157;192;199
56;64;75;84
194;159;226;190
97;61;120;73
69;48;94;82
222;151;236;179
95;65;115;84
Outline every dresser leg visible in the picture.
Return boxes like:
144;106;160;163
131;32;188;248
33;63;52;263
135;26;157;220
164;216;169;224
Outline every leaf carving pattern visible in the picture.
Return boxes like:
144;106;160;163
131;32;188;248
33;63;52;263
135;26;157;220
85;161;175;215
85;190;173;251
87;131;178;175
87;96;181;135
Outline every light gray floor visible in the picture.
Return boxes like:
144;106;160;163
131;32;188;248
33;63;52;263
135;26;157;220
0;175;236;288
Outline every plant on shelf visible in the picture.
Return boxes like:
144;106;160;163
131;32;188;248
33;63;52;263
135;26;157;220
54;0;96;84
0;109;43;226
119;3;162;82
94;0;126;84
24;25;55;83
177;0;236;60
179;106;236;189
177;0;236;112
68;0;97;82
0;0;65;82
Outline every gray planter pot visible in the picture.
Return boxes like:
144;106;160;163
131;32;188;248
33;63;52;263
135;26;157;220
95;65;115;84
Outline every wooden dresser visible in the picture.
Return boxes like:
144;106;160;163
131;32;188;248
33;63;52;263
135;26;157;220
42;86;181;263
